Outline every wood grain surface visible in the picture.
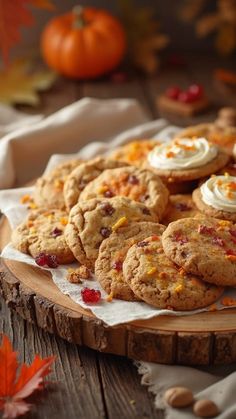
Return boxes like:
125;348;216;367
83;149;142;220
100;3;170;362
1;53;236;418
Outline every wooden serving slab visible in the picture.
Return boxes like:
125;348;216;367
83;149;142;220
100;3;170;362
1;217;236;366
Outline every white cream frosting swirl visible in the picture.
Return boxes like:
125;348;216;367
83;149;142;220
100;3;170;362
200;175;236;213
148;137;218;170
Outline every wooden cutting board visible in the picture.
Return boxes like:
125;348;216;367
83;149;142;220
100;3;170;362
1;216;236;366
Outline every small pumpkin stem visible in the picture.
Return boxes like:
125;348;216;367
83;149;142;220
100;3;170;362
73;5;86;29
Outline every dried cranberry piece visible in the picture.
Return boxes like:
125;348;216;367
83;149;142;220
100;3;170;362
127;175;139;185
112;260;123;271
173;232;188;245
175;202;192;211
166;86;181;100
226;249;236;256
212;237;225;247
104;190;114;198
51;227;63;238
137;241;148;247
35;252;58;268
100;227;112;238
142;207;151;215
81;288;101;303
100;202;115;216
198;225;215;235
140;194;150;202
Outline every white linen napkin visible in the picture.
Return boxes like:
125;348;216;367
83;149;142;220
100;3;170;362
0;98;234;419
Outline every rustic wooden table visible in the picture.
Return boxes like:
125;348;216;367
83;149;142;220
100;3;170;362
0;54;236;419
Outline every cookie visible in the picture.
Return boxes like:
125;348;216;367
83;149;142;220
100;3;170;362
11;209;75;264
109;139;159;167
162;194;200;225
64;156;127;211
162;217;236;286
175;122;236;155
65;196;158;270
79;166;169;220
145;137;229;182
95;222;165;301
192;174;236;222
123;235;223;310
34;159;82;210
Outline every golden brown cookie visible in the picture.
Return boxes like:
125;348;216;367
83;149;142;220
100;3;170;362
65;196;158;270
79;166;169;220
162;217;236;286
34;159;82;210
123;235;223;310
63;156;128;211
11;209;75;264
95;222;165;301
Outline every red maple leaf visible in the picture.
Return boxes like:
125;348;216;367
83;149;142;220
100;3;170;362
0;334;56;419
0;0;54;65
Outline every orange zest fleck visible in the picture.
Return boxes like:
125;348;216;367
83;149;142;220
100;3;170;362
221;297;236;306
112;216;128;231
20;194;31;204
147;267;157;275
60;217;68;226
225;254;236;262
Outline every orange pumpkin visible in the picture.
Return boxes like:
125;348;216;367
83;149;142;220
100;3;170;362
41;6;126;79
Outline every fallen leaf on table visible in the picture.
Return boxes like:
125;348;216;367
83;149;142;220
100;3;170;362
118;0;169;74
0;0;54;65
0;58;56;106
0;334;56;419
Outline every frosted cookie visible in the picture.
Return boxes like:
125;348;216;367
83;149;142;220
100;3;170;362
192;174;236;222
34;159;82;210
79;166;169;220
123;235;223;310
109;139;159;167
65;196;157;270
11;209;75;264
146;137;229;184
162;194;200;225
162;217;236;286
95;222;165;301
64;156;127;211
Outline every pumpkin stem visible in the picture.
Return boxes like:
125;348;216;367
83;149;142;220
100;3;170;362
73;5;86;29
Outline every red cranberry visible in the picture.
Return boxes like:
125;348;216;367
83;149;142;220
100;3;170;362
173;232;188;244
104;190;114;198
81;288;101;303
226;249;236;256
35;253;58;268
100;202;115;216
166;86;181;100
100;227;112;238
137;241;148;247
212;237;225;247
127;175;139;185
112;260;123;271
188;84;203;100
142;207;151;215
51;227;63;238
175;202;192;211
178;91;195;103
229;229;236;238
198;225;215;235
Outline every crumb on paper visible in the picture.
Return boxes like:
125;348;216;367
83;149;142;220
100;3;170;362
67;266;92;284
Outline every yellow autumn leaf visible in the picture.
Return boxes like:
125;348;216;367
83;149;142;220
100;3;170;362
0;58;56;106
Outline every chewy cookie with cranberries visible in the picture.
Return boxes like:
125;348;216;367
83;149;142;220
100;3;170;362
65;196;157;270
34;159;83;210
79;166;169;220
162;217;236;286
11;209;75;264
95;222;165;301
123;235;223;310
192;174;236;222
64;156;128;211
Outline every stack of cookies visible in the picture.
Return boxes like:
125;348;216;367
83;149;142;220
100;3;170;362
11;123;236;312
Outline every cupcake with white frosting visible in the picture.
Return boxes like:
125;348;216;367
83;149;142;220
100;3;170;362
192;174;236;222
145;137;229;193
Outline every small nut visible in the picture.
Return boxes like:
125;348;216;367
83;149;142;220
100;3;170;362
164;386;194;408
193;399;220;417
